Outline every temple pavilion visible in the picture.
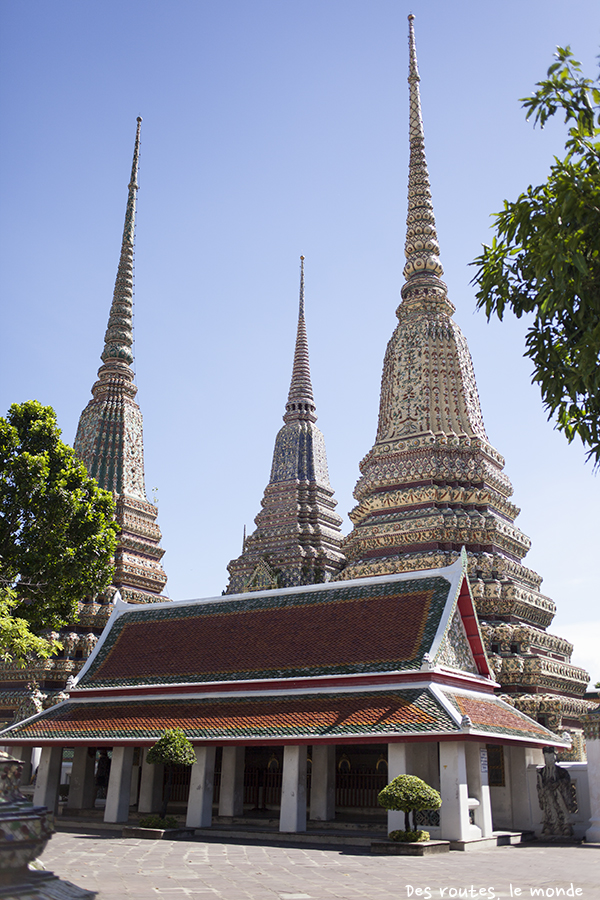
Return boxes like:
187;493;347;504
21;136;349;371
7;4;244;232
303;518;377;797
0;554;570;840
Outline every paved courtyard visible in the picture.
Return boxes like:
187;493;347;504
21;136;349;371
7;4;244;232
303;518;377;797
38;829;599;900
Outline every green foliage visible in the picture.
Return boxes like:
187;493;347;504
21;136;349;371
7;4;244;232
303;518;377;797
379;774;442;833
0;586;61;666
146;728;196;767
0;401;118;631
472;48;600;464
378;774;442;813
388;829;430;843
138;814;178;830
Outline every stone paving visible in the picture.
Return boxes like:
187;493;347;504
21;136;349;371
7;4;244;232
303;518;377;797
37;830;600;900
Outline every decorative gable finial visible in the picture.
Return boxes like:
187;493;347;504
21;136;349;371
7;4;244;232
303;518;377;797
284;256;317;424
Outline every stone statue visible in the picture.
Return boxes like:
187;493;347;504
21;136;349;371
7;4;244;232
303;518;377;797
537;746;577;836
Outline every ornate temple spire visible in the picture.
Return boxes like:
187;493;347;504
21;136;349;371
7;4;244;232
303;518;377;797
403;16;444;286
284;257;316;423
226;259;344;593
74;118;167;603
99;116;142;377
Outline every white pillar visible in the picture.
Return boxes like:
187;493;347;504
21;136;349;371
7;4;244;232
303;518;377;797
104;746;134;823
387;742;407;833
439;741;470;841
310;744;335;821
280;745;307;833
218;746;245;818
67;746;96;810
138;748;164;814
186;746;215;828
507;745;536;831
466;743;493;838
33;746;62;813
582;712;600;843
129;750;141;806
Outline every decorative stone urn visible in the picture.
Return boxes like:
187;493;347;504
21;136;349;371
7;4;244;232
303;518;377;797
0;750;55;889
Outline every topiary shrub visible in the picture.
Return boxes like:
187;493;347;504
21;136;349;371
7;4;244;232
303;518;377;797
138;814;179;830
378;774;441;838
146;728;196;819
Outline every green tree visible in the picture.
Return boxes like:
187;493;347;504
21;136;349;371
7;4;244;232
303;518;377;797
146;728;196;818
472;48;600;464
0;586;61;665
0;400;118;637
378;773;441;834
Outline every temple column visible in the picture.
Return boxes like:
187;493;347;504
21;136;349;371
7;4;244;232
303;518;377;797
218;746;245;818
186;746;215;828
439;741;470;841
507;745;536;831
310;744;335;821
387;742;407;833
33;746;62;813
280;745;307;833
67;746;96;810
138;748;164;815
104;746;134;823
582;709;600;843
12;746;33;786
465;743;493;838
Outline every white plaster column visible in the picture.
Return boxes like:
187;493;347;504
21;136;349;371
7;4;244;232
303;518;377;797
507;745;537;831
218;746;245;818
138;748;164;814
33;746;63;813
104;746;135;823
67;746;96;810
466;742;493;837
186;746;216;828
582;710;600;843
386;742;407;833
129;749;141;806
280;745;307;833
439;741;470;841
310;744;335;821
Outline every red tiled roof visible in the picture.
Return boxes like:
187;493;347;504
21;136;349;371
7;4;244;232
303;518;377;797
443;691;553;739
1;689;453;743
81;577;449;688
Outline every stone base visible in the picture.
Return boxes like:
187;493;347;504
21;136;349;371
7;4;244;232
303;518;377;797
121;826;194;840
449;832;525;851
371;839;450;855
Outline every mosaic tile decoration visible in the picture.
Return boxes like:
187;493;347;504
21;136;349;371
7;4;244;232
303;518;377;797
79;576;452;688
1;688;458;742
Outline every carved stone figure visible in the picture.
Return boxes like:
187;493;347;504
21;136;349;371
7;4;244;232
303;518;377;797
537;746;577;836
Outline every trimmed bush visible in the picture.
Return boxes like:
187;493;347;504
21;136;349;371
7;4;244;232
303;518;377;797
378;774;441;834
146;728;196;818
388;829;430;843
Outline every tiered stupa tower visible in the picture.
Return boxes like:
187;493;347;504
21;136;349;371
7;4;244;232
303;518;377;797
74;117;167;605
0;120;168;730
340;16;589;755
226;258;345;593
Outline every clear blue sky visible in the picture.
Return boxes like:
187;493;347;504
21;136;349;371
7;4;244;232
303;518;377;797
1;0;598;684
